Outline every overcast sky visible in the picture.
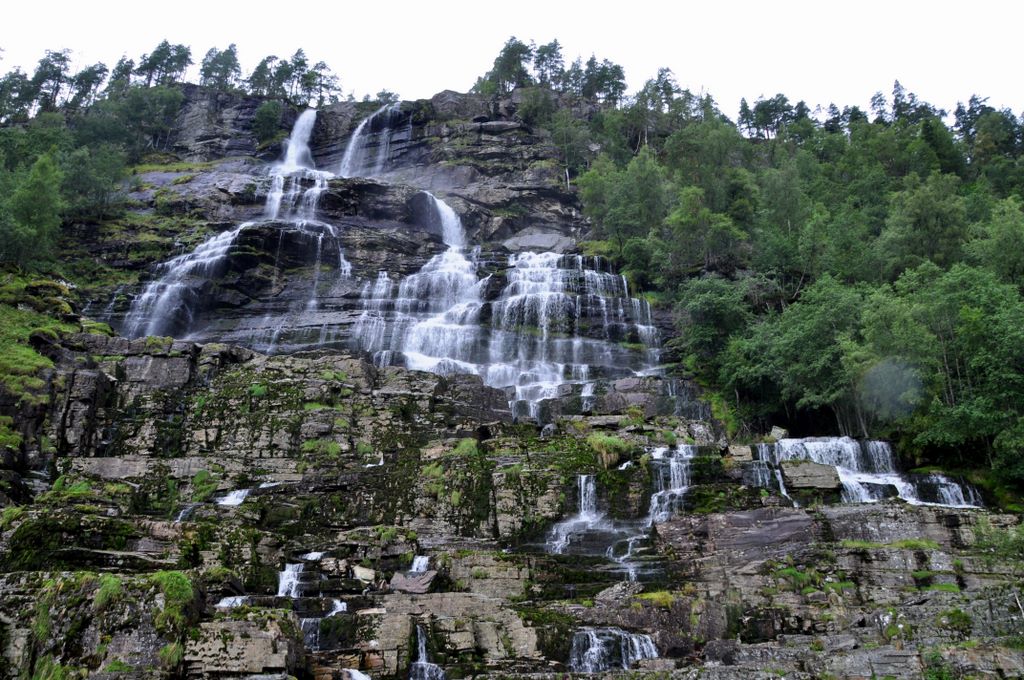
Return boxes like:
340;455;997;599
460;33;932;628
2;0;1021;119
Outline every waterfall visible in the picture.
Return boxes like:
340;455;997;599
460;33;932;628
215;488;251;506
301;551;325;561
568;628;658;672
339;103;410;178
409;625;446;680
755;437;982;508
277;563;304;598
546;474;607;554
486;253;660;419
352;192;486;377
410;555;430;573
346;671;372;680
120;109;351;340
214;595;249;608
645;445;696;525
174;502;200;522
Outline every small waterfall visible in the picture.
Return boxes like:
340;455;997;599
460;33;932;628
174;502;200;522
120;109;351;340
301;551;324;561
756;437;981;508
302;599;348;651
214;595;249;608
546;474;606;554
748;450;797;506
215;488;251;507
568;628;658;672
409;625;446;680
339;103;410;178
645;445;696;525
410;555;430;573
346;671;372;680
277;563;304;598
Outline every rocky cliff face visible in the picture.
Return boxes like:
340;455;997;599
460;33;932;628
1;86;1022;680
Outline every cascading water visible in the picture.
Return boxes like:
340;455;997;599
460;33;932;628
352;192;487;377
215;595;249;608
120;109;351;341
409;625;446;680
215;488;251;507
546;474;607;554
351;194;661;420
754;437;982;508
568;628;658;672
410;555;430;573
339;103;411;178
645;445;696;525
487;253;659;419
277;563;304;598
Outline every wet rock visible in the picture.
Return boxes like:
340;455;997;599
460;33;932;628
780;459;842;489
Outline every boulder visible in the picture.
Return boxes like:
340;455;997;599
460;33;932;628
780;459;842;489
389;570;437;594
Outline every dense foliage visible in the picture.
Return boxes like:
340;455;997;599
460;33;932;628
539;76;1022;486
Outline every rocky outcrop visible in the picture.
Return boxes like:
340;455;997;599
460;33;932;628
780;459;842;489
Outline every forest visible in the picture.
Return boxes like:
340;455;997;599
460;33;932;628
1;36;1023;491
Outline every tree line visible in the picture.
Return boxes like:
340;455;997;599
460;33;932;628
543;69;1024;489
0;40;345;125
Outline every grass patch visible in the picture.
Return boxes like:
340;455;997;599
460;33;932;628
93;574;123;611
150;571;194;634
636;590;677;608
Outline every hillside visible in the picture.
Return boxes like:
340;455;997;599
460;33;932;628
0;45;1023;680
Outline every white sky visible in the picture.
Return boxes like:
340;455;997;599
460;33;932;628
2;0;1021;119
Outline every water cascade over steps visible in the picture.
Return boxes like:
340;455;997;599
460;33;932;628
120;109;351;344
113;101;664;421
753;437;983;507
350;190;660;419
568;628;658;672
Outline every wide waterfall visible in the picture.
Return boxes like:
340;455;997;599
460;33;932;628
115;101;663;421
568;628;658;672
121;109;350;341
754;437;982;507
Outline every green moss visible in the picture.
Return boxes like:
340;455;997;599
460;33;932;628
158;641;184;668
93;574;123;611
0;505;24;529
30;655;70;680
453;438;478;457
150;571;194;634
190;469;218;502
585;432;633;458
925;583;961;593
636;590;677;608
302;438;342;458
103;660;133;672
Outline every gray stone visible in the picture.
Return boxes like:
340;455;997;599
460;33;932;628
389;570;437;594
780;460;842;489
